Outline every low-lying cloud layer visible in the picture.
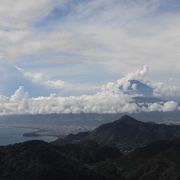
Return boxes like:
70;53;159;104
0;66;179;115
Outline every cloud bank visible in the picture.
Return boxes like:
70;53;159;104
0;66;179;115
0;87;177;115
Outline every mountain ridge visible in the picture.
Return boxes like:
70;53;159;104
1;116;180;179
54;115;180;151
88;115;180;151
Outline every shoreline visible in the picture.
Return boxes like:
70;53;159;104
22;129;60;141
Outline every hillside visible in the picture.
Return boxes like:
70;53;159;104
0;140;118;180
119;139;180;180
88;115;180;151
1;120;180;179
55;115;180;151
2;138;180;180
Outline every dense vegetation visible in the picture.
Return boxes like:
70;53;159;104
1;115;180;180
55;115;180;151
0;140;117;180
2;138;180;180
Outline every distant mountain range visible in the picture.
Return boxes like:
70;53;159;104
55;115;180;151
119;79;163;103
119;80;154;97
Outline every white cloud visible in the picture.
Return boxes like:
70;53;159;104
5;31;90;59
15;65;180;98
0;0;179;116
15;66;45;82
162;101;178;112
102;66;180;99
148;102;162;112
117;65;149;90
0;86;137;115
148;101;178;112
0;85;178;115
101;65;151;96
0;0;64;28
45;80;66;89
10;86;29;102
0;65;179;115
0;0;179;87
152;82;180;97
15;66;100;94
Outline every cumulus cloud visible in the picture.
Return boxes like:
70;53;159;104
102;65;151;95
0;1;179;115
10;86;29;102
0;66;174;115
148;101;178;112
0;85;178;115
102;66;180;99
117;65;149;90
121;65;149;82
152;82;180;97
0;86;138;115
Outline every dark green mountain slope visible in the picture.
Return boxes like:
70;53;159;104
57;137;180;180
1;115;180;180
88;115;180;150
120;139;180;180
55;115;180;151
0;140;119;180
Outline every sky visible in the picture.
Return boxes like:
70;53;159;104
0;0;180;114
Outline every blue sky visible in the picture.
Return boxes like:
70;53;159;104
0;0;180;97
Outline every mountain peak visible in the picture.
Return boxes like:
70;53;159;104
119;115;136;120
119;79;154;97
87;115;180;151
116;115;143;125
